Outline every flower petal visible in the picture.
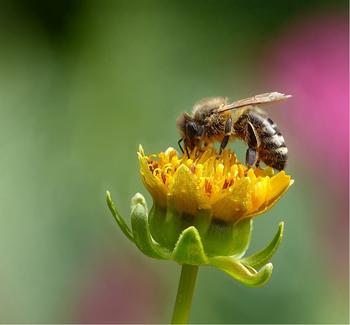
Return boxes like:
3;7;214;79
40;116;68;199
211;177;252;222
168;164;210;215
138;154;167;207
249;172;269;211
267;171;292;204
245;171;293;218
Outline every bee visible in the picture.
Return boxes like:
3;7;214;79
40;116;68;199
176;92;291;171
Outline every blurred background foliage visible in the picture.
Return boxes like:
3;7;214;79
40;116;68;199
0;0;348;323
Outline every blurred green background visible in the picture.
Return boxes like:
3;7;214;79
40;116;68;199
0;0;348;323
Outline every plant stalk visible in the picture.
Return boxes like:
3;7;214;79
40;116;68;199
171;264;199;324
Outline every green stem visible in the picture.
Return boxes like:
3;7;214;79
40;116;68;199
171;264;199;324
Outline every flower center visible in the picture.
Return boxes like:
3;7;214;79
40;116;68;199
145;147;272;200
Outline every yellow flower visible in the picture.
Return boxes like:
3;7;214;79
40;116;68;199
138;145;293;223
107;144;292;287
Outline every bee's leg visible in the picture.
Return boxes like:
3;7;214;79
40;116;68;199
246;148;257;168
194;140;202;158
219;117;232;155
219;136;229;155
245;121;259;168
185;145;190;158
178;138;184;153
255;159;261;168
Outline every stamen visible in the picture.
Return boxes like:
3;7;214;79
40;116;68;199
161;174;167;184
204;179;212;195
223;179;230;189
153;168;161;177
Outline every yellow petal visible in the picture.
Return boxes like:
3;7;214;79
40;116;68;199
138;155;167;207
251;177;268;211
245;171;293;218
211;178;252;222
267;171;292;204
168;165;209;215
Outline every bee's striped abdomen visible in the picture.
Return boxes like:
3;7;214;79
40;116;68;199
251;112;288;170
234;109;288;171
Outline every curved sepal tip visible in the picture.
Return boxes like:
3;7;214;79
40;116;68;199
106;190;134;243
209;256;273;287
130;193;170;259
241;222;284;269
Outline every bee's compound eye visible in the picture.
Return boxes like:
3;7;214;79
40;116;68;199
186;122;199;138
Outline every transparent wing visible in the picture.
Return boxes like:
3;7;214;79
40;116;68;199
216;92;292;113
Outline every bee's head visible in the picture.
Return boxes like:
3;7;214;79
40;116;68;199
176;112;203;150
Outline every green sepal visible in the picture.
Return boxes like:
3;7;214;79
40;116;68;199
172;226;208;265
231;218;253;257
130;193;170;259
149;203;253;258
209;256;273;287
149;204;212;252
203;218;252;257
106;191;134;243
241;222;284;269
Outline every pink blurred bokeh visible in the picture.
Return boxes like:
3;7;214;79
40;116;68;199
75;254;164;323
263;13;348;273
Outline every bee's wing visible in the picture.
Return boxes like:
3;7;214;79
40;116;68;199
216;92;292;113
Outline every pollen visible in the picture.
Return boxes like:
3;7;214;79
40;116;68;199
138;145;293;222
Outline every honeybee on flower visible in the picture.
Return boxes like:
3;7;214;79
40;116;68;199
177;92;291;170
106;92;294;324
